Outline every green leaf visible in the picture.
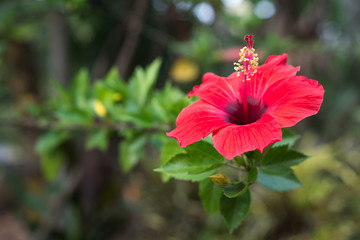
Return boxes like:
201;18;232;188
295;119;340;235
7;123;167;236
151;82;191;124
155;153;221;174
129;58;162;106
257;146;306;191
85;129;109;151
160;140;186;166
36;131;70;181
199;178;222;214
183;141;225;172
156;141;224;174
51;79;71;104
163;170;216;182
150;97;169;123
104;67;126;91
119;134;147;173
93;82;113;103
114;104;154;128
220;189;251;233
140;58;162;105
155;141;224;181
39;149;65;181
261;146;308;169
55;110;92;126
217;182;247;198
72;69;90;110
36;131;70;155
257;168;302;191
273;128;300;147
247;167;258;184
160;140;186;182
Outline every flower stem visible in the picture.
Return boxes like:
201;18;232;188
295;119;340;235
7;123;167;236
225;162;245;171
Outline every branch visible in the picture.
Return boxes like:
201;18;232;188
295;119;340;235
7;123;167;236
0;117;172;132
116;0;149;77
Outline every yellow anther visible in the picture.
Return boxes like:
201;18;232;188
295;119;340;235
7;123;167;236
234;35;259;81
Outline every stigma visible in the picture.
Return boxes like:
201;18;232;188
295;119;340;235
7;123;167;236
234;35;259;81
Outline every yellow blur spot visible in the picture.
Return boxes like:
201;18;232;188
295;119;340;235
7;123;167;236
93;100;107;117
113;93;122;101
209;173;232;186
169;57;200;83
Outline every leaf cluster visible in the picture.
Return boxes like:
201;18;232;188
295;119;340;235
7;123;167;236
31;59;191;180
158;128;308;232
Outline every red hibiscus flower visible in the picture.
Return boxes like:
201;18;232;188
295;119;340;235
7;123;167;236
167;35;324;159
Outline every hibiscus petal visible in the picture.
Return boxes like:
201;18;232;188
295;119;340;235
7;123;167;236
263;76;325;128
212;114;282;159
188;73;242;112
265;53;289;65
247;54;300;99
167;100;233;147
202;72;222;84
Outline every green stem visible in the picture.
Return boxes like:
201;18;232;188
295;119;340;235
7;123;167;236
225;162;246;171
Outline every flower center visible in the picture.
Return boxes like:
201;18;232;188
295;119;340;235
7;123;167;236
226;35;263;125
225;98;267;125
234;35;259;81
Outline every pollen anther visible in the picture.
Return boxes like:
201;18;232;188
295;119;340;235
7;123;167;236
234;35;259;81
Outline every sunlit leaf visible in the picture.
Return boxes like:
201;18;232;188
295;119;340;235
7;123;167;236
160;140;186;166
155;141;225;175
273;128;300;147
128;58;162;106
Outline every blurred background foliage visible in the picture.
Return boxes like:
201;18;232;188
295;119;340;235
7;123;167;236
0;0;359;239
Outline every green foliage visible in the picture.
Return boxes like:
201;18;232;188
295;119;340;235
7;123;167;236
39;149;66;181
257;168;302;191
159;124;308;231
220;189;251;233
30;58;311;234
36;131;70;155
257;146;307;191
160;139;187;182
34;58;190;180
273;128;300;147
119;133;148;173
247;166;258;184
128;58;162;107
155;141;225;181
36;131;70;181
260;146;308;169
199;178;223;214
217;182;247;198
85;129;109;151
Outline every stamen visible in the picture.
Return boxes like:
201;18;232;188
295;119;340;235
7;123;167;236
234;35;259;81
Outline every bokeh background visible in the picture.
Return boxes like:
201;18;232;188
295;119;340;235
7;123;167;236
0;0;360;239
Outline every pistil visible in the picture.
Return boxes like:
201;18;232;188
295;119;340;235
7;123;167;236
234;35;259;124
